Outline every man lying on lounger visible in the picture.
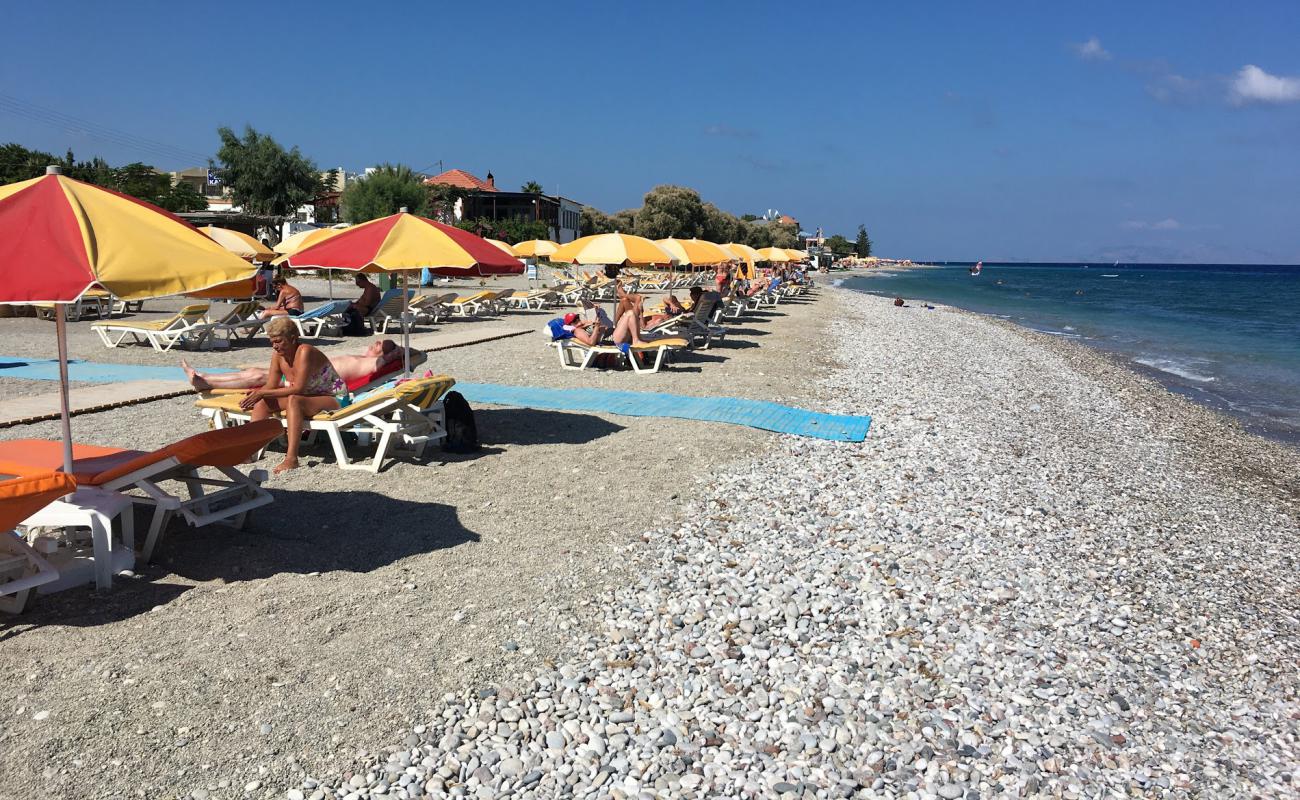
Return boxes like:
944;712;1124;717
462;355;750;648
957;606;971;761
181;338;410;391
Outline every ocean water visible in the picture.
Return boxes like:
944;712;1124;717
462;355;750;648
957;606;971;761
843;263;1300;444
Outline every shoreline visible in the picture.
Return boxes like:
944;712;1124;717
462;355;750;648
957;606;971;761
839;274;1300;450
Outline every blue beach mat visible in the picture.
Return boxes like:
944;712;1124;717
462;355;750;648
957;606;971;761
0;357;233;383
0;357;870;441
456;383;871;442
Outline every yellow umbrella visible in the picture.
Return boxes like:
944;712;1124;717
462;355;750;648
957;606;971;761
484;238;517;256
784;248;807;262
550;233;675;267
724;243;761;279
199;226;276;261
757;247;793;263
513;239;559;259
273;226;345;255
654;238;735;269
0;166;257;473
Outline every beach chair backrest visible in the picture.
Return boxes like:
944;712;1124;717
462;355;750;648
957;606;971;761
178;304;210;323
318;375;456;421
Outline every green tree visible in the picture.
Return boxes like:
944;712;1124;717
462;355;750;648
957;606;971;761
520;180;543;194
854;224;873;257
162;180;209;212
426;182;468;224
825;234;854;256
742;220;773;248
341;164;429;223
215;125;319;218
455;216;549;243
611;208;637;233
634;185;705;239
740;213;760;222
580;206;615;236
768;221;800;249
701;202;744;244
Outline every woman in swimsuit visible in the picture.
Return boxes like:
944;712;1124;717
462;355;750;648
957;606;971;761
182;339;403;390
260;278;305;319
240;317;346;474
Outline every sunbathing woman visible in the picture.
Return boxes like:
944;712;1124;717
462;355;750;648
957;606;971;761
642;294;686;328
237;317;346;474
259;278;305;319
183;339;406;391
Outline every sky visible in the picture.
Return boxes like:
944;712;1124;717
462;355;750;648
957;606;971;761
3;1;1299;263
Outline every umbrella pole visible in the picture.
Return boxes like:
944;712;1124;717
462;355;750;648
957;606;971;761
402;272;411;377
55;305;74;476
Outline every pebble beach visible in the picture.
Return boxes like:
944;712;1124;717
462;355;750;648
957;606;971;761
2;283;1298;799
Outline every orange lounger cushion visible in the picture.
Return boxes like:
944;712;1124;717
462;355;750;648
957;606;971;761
0;421;283;486
0;471;77;530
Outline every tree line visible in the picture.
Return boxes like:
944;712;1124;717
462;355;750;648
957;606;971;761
0;142;209;212
4;125;873;255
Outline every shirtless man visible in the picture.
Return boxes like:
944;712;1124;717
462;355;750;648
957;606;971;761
350;274;381;317
182;339;407;391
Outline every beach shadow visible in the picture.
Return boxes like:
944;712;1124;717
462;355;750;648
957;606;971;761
0;491;481;629
715;339;760;350
722;328;772;337
474;408;626;446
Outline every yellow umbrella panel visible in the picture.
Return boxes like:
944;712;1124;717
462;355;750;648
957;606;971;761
654;238;735;268
513;239;559;259
550;233;675;267
200;226;276;261
724;243;761;279
484;238;517;256
757;247;793;263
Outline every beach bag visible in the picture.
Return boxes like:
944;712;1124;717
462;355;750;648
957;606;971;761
340;306;367;336
442;391;479;453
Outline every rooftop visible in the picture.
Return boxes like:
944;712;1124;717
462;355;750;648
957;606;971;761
424;168;497;192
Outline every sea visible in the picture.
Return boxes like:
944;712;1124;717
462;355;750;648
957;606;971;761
843;263;1300;445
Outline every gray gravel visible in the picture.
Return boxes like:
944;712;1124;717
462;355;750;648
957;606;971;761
0;282;831;799
268;289;1297;799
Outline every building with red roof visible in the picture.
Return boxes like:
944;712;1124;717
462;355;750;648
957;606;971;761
424;168;581;243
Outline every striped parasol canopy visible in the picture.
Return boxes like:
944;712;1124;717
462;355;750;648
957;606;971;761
200;226;276;261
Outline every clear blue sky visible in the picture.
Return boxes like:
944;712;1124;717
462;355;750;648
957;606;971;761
4;1;1299;262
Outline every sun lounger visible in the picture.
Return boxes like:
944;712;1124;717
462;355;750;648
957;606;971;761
291;300;352;338
33;289;113;322
206;301;266;344
505;290;556;310
366;288;417;334
662;291;726;349
0;421;280;564
410;293;458;323
195;375;456;472
556;337;688;374
91;304;213;351
445;291;499;317
0;472;77;613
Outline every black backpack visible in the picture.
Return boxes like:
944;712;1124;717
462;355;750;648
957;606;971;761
442;391;479;453
340;306;367;336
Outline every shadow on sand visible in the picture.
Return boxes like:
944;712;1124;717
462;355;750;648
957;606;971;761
0;490;479;631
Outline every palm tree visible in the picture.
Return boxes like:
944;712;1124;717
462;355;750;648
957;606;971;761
521;180;543;194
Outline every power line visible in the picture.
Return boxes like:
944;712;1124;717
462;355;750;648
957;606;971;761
0;92;212;166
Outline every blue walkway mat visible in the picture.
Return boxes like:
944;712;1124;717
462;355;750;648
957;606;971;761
0;357;232;383
456;383;870;442
0;358;870;442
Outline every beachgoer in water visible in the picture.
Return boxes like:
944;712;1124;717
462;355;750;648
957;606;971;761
893;297;905;307
183;339;406;391
260;277;305;319
239;317;346;474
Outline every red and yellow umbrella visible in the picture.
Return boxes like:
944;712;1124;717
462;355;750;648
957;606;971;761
285;211;522;374
0;167;257;473
0;170;256;303
200;226;276;262
285;212;523;276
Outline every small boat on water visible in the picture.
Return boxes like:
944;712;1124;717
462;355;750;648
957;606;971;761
1102;274;1119;278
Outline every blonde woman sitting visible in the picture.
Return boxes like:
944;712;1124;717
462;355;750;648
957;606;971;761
236;317;346;474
